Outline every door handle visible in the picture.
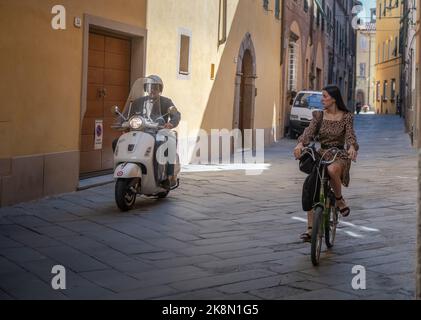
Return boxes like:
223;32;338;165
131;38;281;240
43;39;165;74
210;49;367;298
97;88;107;98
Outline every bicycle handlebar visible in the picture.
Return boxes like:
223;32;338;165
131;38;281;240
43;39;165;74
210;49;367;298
301;146;350;165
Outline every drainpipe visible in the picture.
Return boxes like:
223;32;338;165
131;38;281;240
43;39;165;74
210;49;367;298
417;0;421;300
280;0;286;138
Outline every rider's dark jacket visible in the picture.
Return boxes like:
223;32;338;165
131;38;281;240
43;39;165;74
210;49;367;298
121;96;181;128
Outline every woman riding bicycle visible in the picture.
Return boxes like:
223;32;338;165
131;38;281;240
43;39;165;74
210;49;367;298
293;85;359;242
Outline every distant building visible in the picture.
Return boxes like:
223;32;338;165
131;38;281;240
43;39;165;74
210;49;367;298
355;22;376;111
374;0;402;115
281;0;357;131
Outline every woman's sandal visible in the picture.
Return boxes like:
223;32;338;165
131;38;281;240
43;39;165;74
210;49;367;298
300;227;312;242
336;196;350;217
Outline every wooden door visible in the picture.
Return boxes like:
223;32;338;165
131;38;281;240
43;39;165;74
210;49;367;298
80;32;131;175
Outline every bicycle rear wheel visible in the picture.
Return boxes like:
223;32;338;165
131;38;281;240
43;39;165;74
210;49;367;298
311;206;324;266
325;206;339;248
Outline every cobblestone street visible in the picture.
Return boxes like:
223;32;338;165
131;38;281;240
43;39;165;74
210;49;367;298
0;115;417;300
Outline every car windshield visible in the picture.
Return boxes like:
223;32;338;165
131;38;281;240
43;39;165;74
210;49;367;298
294;93;323;110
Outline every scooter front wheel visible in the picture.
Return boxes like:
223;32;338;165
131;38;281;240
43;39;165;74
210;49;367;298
115;178;137;211
157;191;170;199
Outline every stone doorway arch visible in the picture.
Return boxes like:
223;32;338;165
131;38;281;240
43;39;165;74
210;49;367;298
356;89;365;105
233;33;257;152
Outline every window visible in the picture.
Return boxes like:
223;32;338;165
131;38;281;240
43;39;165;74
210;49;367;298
383;42;386;62
360;36;367;50
383;80;388;101
218;0;227;45
388;40;390;60
376;81;381;101
288;42;298;92
263;0;269;11
304;0;309;12
393;36;398;57
177;28;192;78
316;68;322;90
391;79;396;101
275;0;280;19
317;7;320;27
326;7;331;34
359;63;366;77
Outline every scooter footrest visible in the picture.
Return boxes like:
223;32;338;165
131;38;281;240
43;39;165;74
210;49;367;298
170;178;180;190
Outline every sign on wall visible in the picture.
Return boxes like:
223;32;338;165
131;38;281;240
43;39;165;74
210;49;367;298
94;120;103;150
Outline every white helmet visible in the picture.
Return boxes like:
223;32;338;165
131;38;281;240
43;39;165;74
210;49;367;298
144;75;164;93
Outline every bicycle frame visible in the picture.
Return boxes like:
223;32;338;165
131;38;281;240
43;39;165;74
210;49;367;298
302;146;344;265
314;163;335;236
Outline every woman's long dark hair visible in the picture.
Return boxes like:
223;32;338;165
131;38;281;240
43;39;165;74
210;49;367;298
322;85;349;113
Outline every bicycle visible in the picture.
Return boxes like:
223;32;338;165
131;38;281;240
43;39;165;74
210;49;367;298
301;146;345;266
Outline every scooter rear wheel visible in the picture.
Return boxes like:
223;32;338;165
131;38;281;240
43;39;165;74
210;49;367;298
115;178;137;211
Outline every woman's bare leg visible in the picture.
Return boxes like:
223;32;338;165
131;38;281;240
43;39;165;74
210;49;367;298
327;163;347;209
307;210;313;231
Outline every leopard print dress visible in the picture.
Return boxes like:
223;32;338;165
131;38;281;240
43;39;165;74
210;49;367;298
298;110;359;187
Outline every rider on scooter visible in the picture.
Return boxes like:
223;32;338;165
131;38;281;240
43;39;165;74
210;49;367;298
113;75;181;188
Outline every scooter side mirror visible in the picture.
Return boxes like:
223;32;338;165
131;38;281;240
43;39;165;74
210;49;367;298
168;106;178;115
112;106;120;115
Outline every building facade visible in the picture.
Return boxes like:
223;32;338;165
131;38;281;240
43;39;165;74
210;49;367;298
355;22;377;111
146;0;283;163
400;0;417;144
374;0;402;115
417;1;421;150
281;0;327;134
0;0;148;206
328;0;358;112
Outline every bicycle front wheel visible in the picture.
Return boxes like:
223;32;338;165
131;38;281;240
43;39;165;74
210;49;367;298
311;206;324;266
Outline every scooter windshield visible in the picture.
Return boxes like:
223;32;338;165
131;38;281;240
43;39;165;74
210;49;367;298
120;78;163;124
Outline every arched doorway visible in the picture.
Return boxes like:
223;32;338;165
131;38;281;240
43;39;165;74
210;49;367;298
356;89;365;105
239;50;254;135
233;33;256;154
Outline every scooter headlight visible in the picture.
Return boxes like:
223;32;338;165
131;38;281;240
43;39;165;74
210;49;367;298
129;117;143;130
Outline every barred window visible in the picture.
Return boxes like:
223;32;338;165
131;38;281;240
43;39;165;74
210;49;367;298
288;42;298;92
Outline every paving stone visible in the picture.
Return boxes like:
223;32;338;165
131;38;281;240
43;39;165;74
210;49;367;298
130;265;211;287
0;271;68;300
285;288;358;300
107;285;178;300
249;285;309;299
217;275;283;294
155;288;227;300
79;269;144;293
169;269;277;292
0;247;47;264
35;246;109;273
0;234;23;248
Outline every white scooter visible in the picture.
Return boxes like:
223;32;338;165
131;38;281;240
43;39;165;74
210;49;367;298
111;105;180;212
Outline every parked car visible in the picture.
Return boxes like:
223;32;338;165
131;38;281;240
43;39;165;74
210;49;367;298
288;91;323;139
